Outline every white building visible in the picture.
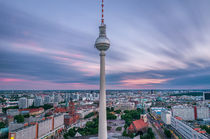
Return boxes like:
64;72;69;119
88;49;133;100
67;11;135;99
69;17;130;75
114;102;135;110
44;96;51;104
54;94;62;103
7;109;20;116
171;116;209;139
34;96;43;107
172;105;209;121
77;109;94;119
18;97;28;109
197;106;209;119
161;110;171;125
27;99;34;107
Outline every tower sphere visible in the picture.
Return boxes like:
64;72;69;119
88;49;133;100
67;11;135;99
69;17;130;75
95;24;110;51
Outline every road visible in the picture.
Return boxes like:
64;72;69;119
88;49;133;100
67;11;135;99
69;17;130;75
147;114;169;139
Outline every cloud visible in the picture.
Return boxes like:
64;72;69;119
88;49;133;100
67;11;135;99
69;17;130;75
0;0;210;89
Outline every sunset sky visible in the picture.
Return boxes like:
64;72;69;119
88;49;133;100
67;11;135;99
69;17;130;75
0;0;210;90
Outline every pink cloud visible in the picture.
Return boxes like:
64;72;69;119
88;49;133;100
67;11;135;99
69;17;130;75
0;78;25;82
121;78;169;85
0;79;98;90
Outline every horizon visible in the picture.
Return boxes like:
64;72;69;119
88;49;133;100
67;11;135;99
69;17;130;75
1;0;210;90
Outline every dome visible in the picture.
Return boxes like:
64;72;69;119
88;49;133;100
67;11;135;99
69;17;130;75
156;97;163;102
95;24;110;51
95;36;110;51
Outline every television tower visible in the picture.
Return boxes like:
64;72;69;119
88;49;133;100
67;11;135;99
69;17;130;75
95;0;110;138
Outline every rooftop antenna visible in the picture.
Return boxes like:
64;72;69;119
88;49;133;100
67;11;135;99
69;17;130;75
101;0;104;25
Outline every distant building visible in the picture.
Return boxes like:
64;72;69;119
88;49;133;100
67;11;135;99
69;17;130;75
54;94;61;103
161;110;171;125
0;105;3;113
197;106;209;119
114;102;135;110
19;108;44;116
9;114;64;139
172;105;209;120
44;96;51;104
7;109;20;116
27;99;34;107
203;92;210;101
77;109;94;119
171;116;209;139
151;107;166;120
64;102;80;126
18;97;28;109
128;119;148;133
34;96;43;107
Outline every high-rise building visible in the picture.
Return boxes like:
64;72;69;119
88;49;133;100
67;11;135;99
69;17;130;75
27;98;34;107
44;96;51;104
54;94;61;103
172;105;209;120
95;0;110;138
161;110;171;125
171;116;209;139
34;96;43;107
18;97;28;109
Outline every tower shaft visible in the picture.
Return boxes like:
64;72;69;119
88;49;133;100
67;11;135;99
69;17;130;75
98;51;107;139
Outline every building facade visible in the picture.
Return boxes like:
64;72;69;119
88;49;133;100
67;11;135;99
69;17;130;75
171;116;209;139
161;110;171;125
172;105;209;121
9;114;64;139
18;97;28;109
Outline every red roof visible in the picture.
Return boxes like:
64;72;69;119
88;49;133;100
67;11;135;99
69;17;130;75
198;130;206;134
175;116;183;120
19;107;44;113
194;128;201;131
54;107;67;113
128;119;148;131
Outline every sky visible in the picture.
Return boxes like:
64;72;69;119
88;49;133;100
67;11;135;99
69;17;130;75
0;0;210;90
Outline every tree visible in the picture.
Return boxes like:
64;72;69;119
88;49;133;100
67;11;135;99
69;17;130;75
23;114;30;118
84;112;95;119
147;128;155;139
114;109;121;114
14;115;24;123
141;134;151;139
116;127;122;131
200;125;210;134
107;112;117;120
164;128;172;137
107;126;112;130
42;104;53;110
0;122;6;129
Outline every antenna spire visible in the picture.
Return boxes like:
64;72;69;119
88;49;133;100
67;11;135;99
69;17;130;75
101;0;104;24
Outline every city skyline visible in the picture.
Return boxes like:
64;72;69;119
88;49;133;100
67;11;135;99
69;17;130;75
1;0;210;90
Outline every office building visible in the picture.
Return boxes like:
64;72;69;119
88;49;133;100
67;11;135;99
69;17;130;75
18;97;28;109
161;110;171;125
171;116;209;139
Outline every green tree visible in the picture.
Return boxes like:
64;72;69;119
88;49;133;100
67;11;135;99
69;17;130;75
116;127;122;131
23;114;30;118
0;122;6;129
107;112;117;120
200;125;210;134
164;128;172;137
147;127;155;139
14;115;24;123
42;104;53;110
84;112;95;119
114;109;121;114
